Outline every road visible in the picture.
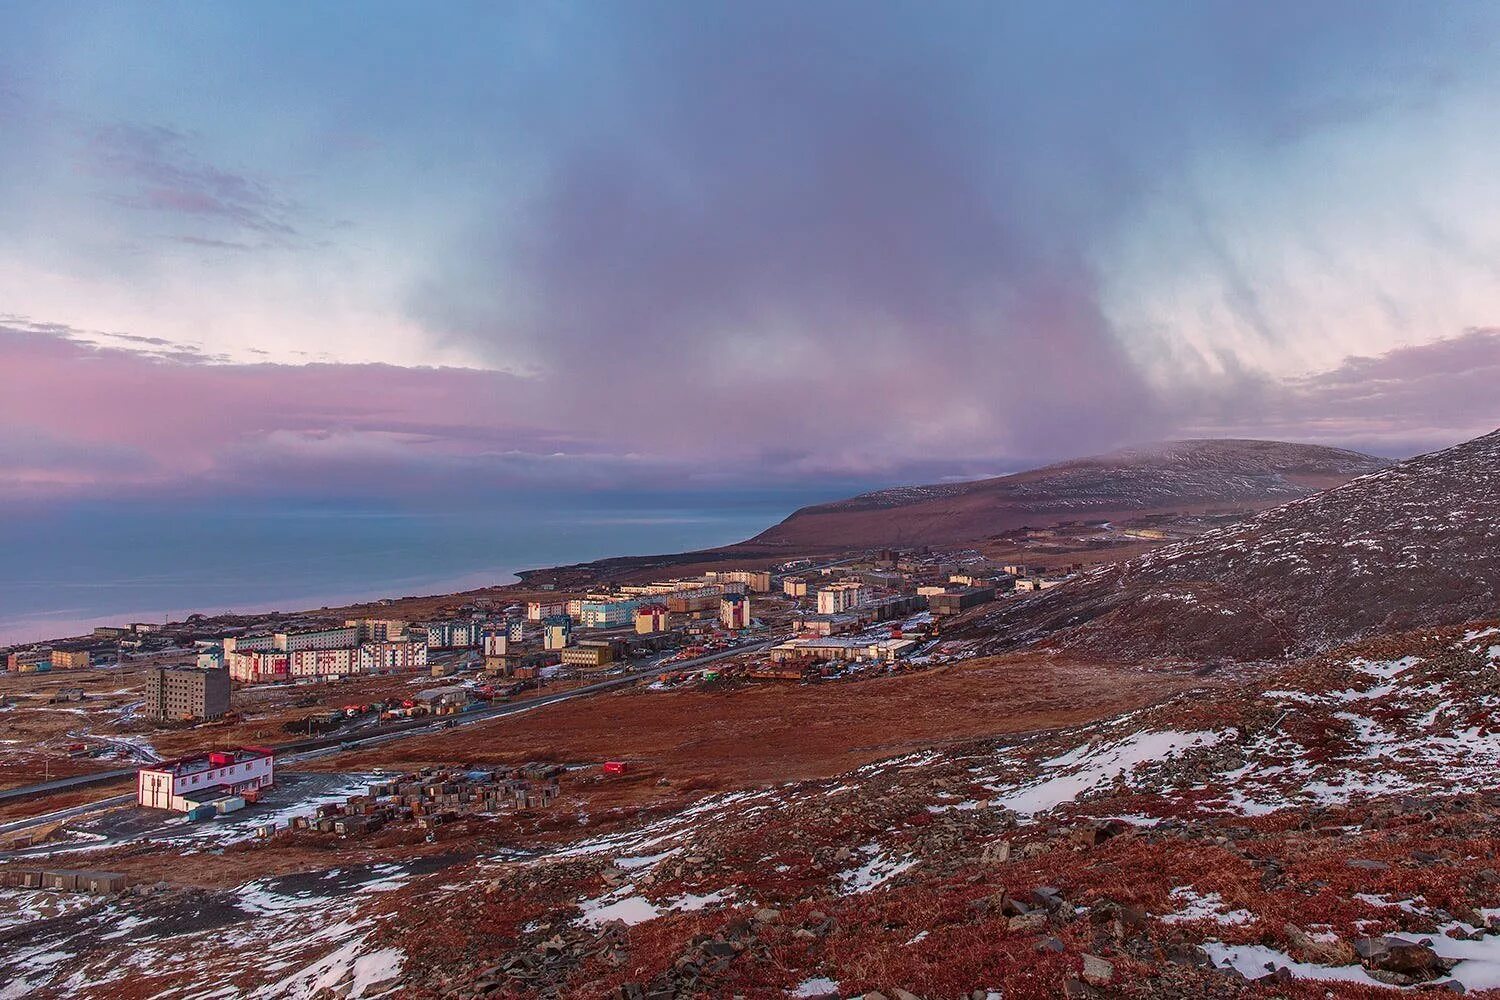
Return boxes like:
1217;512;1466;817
0;636;779;836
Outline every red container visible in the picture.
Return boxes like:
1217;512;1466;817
603;761;628;776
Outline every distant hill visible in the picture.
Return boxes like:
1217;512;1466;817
974;428;1500;662
749;438;1388;548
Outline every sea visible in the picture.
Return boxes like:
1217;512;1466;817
0;488;857;646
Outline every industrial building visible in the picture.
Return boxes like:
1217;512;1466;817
137;747;274;812
768;636;919;664
145;666;231;721
929;586;997;616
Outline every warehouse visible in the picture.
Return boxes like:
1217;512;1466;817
929;586;997;616
768;637;919;664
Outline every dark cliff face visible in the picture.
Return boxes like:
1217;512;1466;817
749;439;1390;549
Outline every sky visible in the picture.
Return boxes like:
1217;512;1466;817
3;1;1500;504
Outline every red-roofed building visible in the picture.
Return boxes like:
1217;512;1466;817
137;747;274;812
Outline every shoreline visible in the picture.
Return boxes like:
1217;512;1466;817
1;533;830;650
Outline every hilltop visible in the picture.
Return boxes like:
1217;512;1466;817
968;428;1500;662
749;439;1388;549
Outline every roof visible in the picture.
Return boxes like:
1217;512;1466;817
142;747;272;778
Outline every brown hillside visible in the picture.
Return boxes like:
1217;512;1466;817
750;438;1387;548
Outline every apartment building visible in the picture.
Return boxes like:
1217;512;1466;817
145;667;231;721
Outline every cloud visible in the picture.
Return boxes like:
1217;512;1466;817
2;318;1496;504
1;3;1499;495
1181;328;1500;455
84;122;298;239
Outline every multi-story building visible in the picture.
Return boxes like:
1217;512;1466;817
484;632;508;656
50;648;91;670
706;570;772;593
634;603;671;634
422;619;483;649
783;578;808;598
137;747;273;812
526;600;567;621
345;618;409;642
197;646;225;671
506;619;527;641
222;634;277;656
816;582;864;615
720;594;752;630
543;615;572;650
7;649;52;672
357;640;428;674
226;649;290;683
560;642;614;667
145;667;231;721
288;646;357;679
579;598;641;628
274;625;359;653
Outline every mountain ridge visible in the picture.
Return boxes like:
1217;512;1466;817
749;437;1391;548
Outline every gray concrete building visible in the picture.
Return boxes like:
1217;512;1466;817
145;666;230;721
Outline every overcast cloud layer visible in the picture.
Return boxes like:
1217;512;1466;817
2;2;1499;500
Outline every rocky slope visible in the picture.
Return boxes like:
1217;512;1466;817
970;428;1500;662
750;439;1388;549
17;624;1500;998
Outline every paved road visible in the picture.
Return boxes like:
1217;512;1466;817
0;636;779;833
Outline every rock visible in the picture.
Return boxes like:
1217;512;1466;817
863;993;889;1000
1080;954;1113;986
753;908;780;924
1346;859;1391;871
1036;936;1066;953
1285;923;1356;966
1008;912;1048;933
1061;979;1098;998
1356;936;1449;979
891;990;921;1000
981;840;1011;863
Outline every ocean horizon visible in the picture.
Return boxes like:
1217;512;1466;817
0;488;855;646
